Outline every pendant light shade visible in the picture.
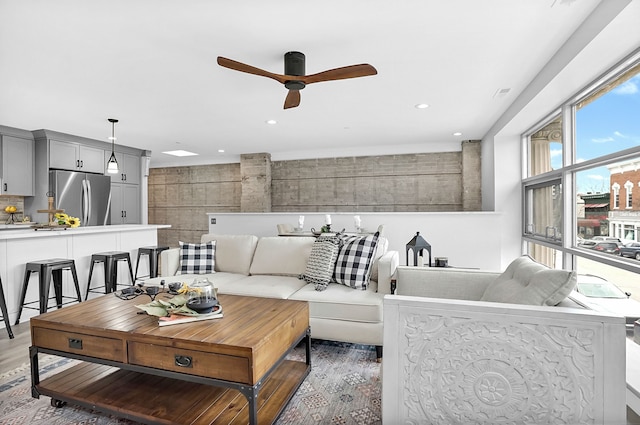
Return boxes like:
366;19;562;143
106;118;119;174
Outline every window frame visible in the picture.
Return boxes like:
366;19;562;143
522;48;640;274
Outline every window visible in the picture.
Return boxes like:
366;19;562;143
626;181;634;209
612;183;620;209
524;49;640;277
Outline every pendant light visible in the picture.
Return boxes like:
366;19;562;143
106;118;119;174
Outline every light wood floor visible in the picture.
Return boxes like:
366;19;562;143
0;322;31;374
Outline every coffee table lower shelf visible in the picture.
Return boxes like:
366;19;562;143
36;359;309;425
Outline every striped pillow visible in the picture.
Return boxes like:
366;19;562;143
333;232;379;290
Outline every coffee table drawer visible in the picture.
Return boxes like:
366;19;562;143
32;327;125;362
128;342;252;383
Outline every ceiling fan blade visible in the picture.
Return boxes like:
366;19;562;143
284;89;301;109
217;56;288;84
302;64;377;84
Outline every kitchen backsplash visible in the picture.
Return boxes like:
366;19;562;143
0;196;26;223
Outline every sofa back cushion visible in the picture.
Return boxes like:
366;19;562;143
200;234;258;275
480;255;577;306
249;236;315;277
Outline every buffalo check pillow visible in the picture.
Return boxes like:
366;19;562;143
333;232;380;290
178;241;216;274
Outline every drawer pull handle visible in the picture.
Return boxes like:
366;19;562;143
175;355;192;368
68;338;83;349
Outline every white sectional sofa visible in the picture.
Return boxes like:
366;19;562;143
382;258;627;425
144;233;400;354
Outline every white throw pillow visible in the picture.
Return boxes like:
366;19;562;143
480;255;576;306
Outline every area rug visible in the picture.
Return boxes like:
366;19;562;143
0;340;381;425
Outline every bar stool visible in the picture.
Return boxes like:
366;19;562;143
86;251;135;300
15;258;82;325
0;275;14;338
135;245;170;281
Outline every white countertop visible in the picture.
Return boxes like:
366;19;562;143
0;224;170;240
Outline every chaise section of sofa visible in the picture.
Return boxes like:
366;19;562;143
144;233;400;348
382;258;627;424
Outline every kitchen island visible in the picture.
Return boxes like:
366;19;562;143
0;224;170;327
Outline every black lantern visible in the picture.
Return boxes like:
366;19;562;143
406;232;431;267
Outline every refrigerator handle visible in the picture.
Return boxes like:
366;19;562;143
86;179;93;224
81;179;88;224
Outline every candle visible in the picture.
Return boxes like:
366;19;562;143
354;215;361;229
325;214;331;225
298;215;304;229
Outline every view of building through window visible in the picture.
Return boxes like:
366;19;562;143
523;52;640;292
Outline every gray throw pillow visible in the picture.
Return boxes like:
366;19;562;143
480;255;576;306
302;235;342;291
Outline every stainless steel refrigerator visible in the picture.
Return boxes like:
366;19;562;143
50;170;111;226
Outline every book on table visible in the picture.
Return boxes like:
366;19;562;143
158;305;223;327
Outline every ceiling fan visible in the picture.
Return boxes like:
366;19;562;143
217;51;377;109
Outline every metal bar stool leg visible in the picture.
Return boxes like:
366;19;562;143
69;263;82;303
15;269;32;325
126;254;135;284
0;277;14;339
52;267;63;309
41;266;52;314
86;258;96;301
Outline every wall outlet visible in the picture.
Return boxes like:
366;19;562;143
210;218;216;224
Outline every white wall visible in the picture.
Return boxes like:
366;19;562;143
206;212;503;270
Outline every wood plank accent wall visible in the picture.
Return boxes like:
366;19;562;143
148;142;481;247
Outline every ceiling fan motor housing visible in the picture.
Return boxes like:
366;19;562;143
284;51;306;90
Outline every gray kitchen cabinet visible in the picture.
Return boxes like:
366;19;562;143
50;139;104;173
1;134;34;196
110;182;140;224
104;151;141;185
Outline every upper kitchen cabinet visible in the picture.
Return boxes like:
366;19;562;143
0;126;35;196
49;139;104;174
104;151;141;185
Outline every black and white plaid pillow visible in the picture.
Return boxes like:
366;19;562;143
179;241;216;274
333;232;379;290
302;234;342;291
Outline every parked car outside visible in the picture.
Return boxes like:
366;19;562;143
591;236;624;244
572;274;640;329
589;241;622;255
620;242;640;260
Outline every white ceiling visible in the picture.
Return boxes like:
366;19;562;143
0;0;606;168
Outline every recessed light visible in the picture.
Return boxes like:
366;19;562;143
266;119;277;125
415;103;430;109
453;132;463;136
218;149;225;153
162;150;198;157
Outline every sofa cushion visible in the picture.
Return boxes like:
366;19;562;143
250;236;315;277
200;234;258;275
303;234;342;291
480;255;577;306
178;241;215;274
289;283;384;322
369;235;388;282
215;275;307;299
333;232;380;290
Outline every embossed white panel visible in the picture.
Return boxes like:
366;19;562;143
382;295;626;425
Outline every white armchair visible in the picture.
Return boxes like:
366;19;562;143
382;262;626;424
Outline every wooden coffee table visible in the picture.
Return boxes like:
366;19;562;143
29;293;310;424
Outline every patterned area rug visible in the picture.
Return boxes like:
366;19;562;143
0;340;381;425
